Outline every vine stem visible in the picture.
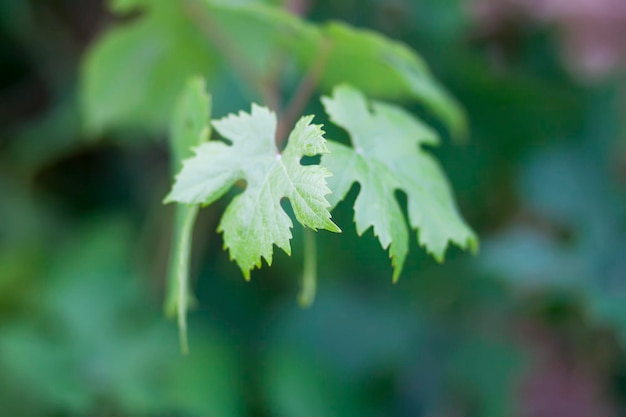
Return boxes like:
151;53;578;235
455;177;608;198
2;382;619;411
176;205;199;355
298;227;318;307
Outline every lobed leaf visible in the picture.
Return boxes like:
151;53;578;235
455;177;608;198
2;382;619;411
321;85;477;281
166;104;340;279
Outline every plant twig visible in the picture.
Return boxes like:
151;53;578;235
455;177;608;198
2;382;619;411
298;227;318;307
176;205;198;354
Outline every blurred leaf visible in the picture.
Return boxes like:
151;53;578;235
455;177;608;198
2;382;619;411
168;78;212;174
201;1;316;78
81;2;217;133
0;218;243;416
309;22;467;139
204;2;468;137
88;0;465;138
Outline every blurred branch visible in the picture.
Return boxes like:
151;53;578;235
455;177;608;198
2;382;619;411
276;38;331;146
182;0;272;105
183;0;330;147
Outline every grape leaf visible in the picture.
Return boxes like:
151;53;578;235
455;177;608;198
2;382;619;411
321;85;477;281
165;105;340;279
165;77;211;353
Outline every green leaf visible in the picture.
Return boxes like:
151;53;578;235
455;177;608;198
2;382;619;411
86;0;464;140
165;78;211;353
321;85;477;281
166;105;340;279
168;77;212;172
199;1;317;80
298;22;467;139
0;218;244;416
81;3;217;133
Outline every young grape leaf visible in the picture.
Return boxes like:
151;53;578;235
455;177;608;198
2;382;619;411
165;105;340;279
165;77;211;353
321;85;478;281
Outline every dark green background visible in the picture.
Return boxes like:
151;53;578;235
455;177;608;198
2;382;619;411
1;0;625;416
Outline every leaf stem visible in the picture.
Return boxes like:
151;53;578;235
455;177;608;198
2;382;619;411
175;205;199;354
166;79;212;354
298;227;318;307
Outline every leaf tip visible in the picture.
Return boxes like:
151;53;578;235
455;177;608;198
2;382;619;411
162;194;174;205
467;235;480;255
423;241;446;263
327;222;342;233
242;270;251;282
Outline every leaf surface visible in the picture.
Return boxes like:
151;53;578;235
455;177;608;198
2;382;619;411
166;105;340;278
302;22;467;139
85;1;463;138
321;85;477;280
81;3;217;133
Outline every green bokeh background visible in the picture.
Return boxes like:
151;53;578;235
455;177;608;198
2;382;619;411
1;0;625;416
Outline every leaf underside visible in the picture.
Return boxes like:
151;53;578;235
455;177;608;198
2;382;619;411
166;104;340;279
321;85;478;281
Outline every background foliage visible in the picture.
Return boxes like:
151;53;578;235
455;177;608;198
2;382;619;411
1;0;626;416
